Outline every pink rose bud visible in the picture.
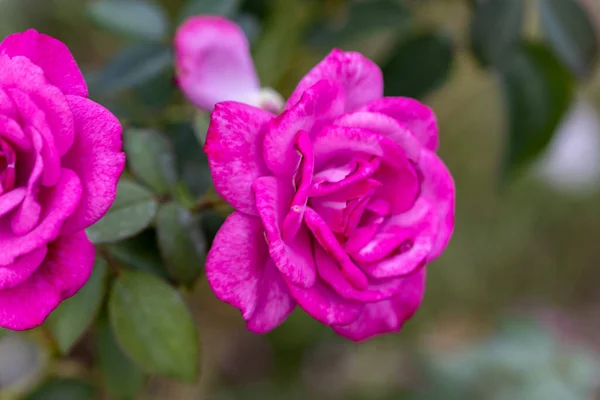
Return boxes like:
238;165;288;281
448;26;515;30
203;46;455;341
175;16;283;113
0;30;125;330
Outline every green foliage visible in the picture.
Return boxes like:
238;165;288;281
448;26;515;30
96;319;146;400
192;111;210;147
382;31;454;99
307;0;410;49
469;0;525;66
88;0;169;41
89;43;173;96
499;42;575;178
179;0;241;22
108;269;200;381
169;121;213;198
156;203;206;287
254;0;314;86
199;210;226;248
25;378;96;400
105;230;171;280
124;128;178;195
46;258;108;354
539;0;599;77
86;180;159;244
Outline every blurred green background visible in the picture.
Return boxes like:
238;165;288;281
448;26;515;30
1;0;600;399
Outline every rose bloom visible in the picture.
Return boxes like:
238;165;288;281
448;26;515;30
0;30;124;330
177;17;454;341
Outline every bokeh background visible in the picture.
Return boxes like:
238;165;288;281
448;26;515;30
1;0;600;399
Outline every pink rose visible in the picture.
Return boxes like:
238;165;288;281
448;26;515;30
178;18;455;341
175;16;283;113
0;30;125;330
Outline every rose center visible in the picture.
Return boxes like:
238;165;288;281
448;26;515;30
0;138;16;194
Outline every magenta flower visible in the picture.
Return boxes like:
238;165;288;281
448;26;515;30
0;30;125;330
179;17;455;341
175;16;283;113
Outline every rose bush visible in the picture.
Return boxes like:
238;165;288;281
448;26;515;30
0;30;124;330
199;37;455;340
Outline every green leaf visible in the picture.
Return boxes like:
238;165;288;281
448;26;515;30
46;259;108;354
86;180;158;244
105;230;170;280
156;203;206;287
133;68;176;112
179;0;241;22
199;210;226;248
467;0;481;9
169;122;212;197
96;319;145;400
88;0;169;41
108;270;199;381
254;0;314;86
236;13;261;45
25;378;96;400
307;0;410;49
539;0;599;77
470;0;525;66
192;112;210;147
382;32;454;99
125;128;178;195
499;42;575;178
0;327;5;339
91;43;172;95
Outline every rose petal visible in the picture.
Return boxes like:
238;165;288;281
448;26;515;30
0;87;17;119
0;188;25;218
0;231;94;330
351;198;435;264
309;197;346;234
0;54;74;155
0;29;88;97
314;245;410;302
263;80;344;178
60;95;125;234
0;246;47;290
287;49;383;112
254;176;316;288
312;125;410;172
312;131;419;219
309;157;380;197
0;115;31;151
373;162;419;214
204;101;273;216
0;168;82;265
9;89;61;186
286;278;363;326
360;97;439;151
355;198;439;279
304;207;368;290
206;212;268;320
419;149;455;260
247;259;296;333
282;130;314;240
333;111;422;161
10;127;44;236
344;214;384;253
175;16;260;111
333;269;426;342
